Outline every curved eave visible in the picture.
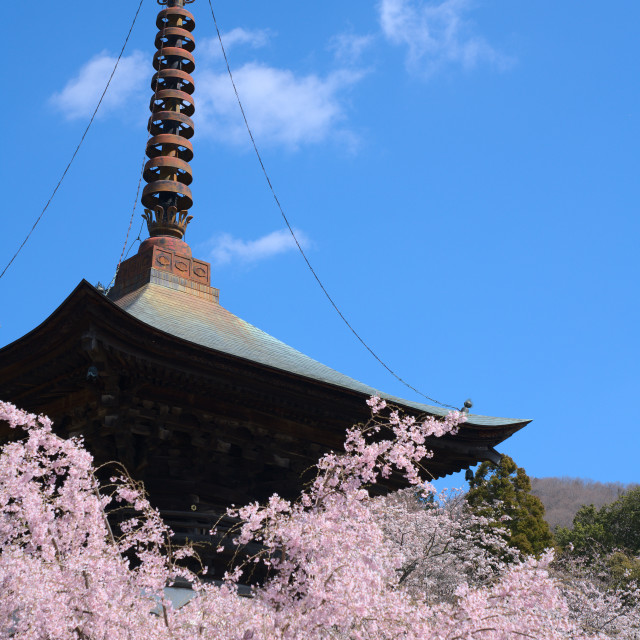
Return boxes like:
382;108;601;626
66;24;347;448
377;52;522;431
110;281;530;434
0;281;531;452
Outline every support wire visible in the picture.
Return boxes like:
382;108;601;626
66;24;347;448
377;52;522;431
206;0;456;410
0;0;146;282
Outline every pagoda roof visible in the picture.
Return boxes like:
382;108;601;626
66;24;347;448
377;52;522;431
0;278;531;480
112;279;528;430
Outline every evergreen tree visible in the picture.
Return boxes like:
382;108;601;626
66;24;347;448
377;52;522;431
466;455;554;556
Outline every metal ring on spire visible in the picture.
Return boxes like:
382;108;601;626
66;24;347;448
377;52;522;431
143;2;196;239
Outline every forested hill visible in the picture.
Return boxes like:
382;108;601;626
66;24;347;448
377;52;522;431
531;477;639;528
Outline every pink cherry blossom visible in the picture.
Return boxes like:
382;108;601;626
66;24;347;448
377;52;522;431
2;399;636;639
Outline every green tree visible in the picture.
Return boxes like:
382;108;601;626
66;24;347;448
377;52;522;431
556;487;640;557
554;489;640;593
602;486;640;553
466;455;554;557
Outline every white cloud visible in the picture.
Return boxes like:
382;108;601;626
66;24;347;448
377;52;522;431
200;27;271;60
197;63;363;149
50;50;147;119
329;33;375;64
378;0;512;76
208;228;310;265
51;29;363;148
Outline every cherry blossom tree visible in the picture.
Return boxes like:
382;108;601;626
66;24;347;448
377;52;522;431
0;401;179;639
1;398;625;639
370;487;518;603
550;546;640;638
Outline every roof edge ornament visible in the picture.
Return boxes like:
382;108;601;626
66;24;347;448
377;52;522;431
142;0;197;241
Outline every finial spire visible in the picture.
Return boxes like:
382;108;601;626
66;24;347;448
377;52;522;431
109;0;214;301
142;0;197;240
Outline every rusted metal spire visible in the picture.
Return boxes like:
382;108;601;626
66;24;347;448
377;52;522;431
109;0;213;301
142;0;197;241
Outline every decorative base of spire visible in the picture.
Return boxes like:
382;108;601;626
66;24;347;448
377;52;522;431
109;237;215;303
139;235;193;257
143;205;193;240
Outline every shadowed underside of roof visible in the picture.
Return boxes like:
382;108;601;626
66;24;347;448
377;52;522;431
113;282;529;429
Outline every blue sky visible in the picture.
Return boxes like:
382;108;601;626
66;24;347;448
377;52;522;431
2;1;639;486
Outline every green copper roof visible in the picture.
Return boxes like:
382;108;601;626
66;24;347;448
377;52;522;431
113;280;528;429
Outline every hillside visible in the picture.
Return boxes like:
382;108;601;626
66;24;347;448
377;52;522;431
530;477;639;529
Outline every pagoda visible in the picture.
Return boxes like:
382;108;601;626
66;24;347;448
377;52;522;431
0;0;529;546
